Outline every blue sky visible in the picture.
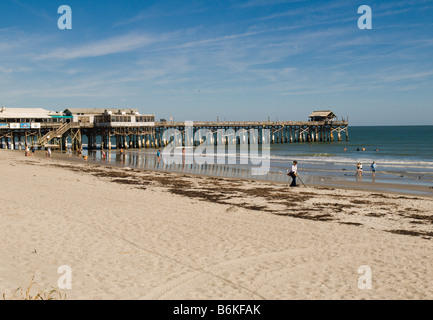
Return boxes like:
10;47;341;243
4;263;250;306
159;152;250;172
0;0;432;125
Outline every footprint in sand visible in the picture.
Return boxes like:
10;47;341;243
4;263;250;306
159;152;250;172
226;206;238;213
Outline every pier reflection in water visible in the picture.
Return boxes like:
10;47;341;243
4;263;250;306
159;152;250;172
87;150;289;183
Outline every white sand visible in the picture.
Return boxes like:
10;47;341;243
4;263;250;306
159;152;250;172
0;150;432;300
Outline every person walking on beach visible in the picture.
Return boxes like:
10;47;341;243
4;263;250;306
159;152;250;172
371;161;377;177
25;146;29;157
47;147;52;159
31;145;35;156
288;160;298;187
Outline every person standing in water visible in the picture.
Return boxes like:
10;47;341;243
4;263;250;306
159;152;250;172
371;161;377;177
356;162;363;181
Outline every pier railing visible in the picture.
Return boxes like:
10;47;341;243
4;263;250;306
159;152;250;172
155;120;348;127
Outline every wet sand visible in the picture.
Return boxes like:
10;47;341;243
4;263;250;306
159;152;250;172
1;150;432;299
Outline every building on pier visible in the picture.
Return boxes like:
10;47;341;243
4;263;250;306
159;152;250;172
309;110;337;122
63;108;155;125
0;107;65;124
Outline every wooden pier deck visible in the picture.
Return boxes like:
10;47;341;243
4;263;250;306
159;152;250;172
0;119;349;151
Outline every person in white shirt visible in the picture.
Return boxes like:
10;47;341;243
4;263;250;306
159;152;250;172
289;160;298;187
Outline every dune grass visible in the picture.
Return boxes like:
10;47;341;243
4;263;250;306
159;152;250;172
2;276;66;300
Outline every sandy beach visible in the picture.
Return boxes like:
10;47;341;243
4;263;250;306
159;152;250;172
1;149;432;300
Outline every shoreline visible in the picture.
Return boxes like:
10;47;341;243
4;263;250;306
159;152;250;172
31;149;433;198
1;149;433;299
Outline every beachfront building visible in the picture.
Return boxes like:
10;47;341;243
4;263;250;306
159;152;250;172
63;108;155;126
63;108;107;124
0;106;156;150
0;106;66;124
0;107;70;149
60;108;156;150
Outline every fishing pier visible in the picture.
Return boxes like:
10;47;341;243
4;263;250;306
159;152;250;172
0;108;348;150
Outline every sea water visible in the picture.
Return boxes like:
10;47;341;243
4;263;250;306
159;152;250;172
269;126;433;186
84;125;433;189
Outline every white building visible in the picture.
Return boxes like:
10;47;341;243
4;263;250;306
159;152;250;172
64;108;155;127
0;107;65;129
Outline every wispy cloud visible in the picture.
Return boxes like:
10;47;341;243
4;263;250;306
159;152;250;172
113;2;208;27
236;0;306;8
12;0;51;18
0;66;14;73
257;0;348;21
113;12;149;27
372;68;433;84
35;34;155;61
0;65;31;74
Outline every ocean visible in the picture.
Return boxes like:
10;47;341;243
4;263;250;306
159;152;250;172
81;125;433;190
269;126;433;186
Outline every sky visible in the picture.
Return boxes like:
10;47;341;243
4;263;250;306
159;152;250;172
0;0;432;125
